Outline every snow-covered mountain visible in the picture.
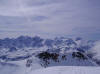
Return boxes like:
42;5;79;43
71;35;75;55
0;36;94;62
0;36;100;74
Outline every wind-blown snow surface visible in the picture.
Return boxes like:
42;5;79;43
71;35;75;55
0;59;42;74
31;66;100;74
0;55;44;74
0;64;100;74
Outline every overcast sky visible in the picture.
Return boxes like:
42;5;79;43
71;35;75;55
0;0;100;40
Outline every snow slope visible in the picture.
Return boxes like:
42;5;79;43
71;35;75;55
1;63;100;74
0;56;43;74
31;66;100;74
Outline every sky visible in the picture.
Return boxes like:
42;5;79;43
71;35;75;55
0;0;100;40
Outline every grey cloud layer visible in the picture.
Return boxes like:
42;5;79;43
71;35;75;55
0;0;100;39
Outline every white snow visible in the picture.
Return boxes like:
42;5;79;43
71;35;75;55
0;59;100;74
30;66;100;74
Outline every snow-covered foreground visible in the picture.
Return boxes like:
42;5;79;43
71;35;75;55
0;64;100;74
31;66;100;74
0;58;42;74
0;53;100;74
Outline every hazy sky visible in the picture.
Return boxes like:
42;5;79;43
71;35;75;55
0;0;100;40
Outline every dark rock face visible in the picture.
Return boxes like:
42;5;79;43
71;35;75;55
37;52;59;62
26;59;33;67
72;52;87;60
9;47;17;52
37;51;68;67
37;52;60;67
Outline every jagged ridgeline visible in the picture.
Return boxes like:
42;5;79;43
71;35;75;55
0;36;99;67
0;36;93;49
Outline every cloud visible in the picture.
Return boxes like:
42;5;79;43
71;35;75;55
90;41;100;60
0;0;100;39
